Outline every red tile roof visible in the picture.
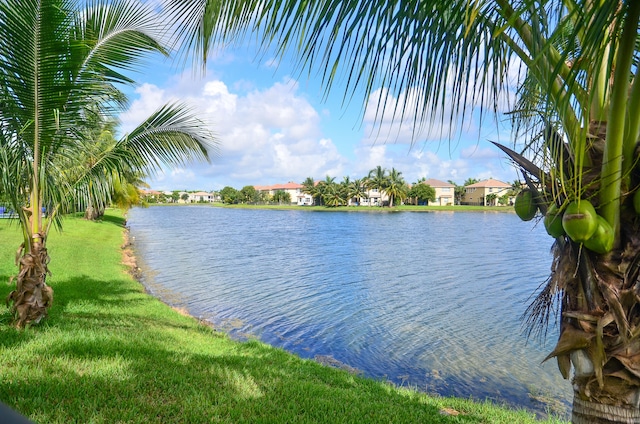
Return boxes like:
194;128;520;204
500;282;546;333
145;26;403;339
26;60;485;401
422;178;454;188
466;178;510;188
254;182;303;191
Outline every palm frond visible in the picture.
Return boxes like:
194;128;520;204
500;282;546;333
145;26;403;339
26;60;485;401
120;102;217;174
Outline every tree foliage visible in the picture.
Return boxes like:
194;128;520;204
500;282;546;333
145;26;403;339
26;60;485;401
220;186;239;204
272;190;291;204
408;184;436;205
240;185;258;203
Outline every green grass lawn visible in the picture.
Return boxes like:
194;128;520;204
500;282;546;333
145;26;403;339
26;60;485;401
0;211;565;423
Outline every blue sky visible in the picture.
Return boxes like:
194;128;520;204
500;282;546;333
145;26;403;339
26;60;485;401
118;36;521;192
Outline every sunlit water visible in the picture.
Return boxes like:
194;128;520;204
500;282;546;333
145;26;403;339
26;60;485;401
128;206;572;416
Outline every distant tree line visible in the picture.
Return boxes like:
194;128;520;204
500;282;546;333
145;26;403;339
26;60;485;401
206;168;522;208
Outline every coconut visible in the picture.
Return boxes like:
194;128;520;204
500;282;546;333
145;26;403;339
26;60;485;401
544;204;565;238
562;200;598;243
514;190;537;221
583;215;614;254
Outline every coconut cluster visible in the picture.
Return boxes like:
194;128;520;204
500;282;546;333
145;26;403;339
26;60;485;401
514;190;614;254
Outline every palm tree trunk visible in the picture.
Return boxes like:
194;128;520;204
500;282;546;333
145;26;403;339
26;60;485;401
572;395;640;423
7;238;53;328
543;209;640;423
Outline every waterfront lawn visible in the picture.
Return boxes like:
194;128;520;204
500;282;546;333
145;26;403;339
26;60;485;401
0;211;564;423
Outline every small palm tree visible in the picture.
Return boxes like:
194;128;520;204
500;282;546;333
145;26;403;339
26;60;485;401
1;0;215;327
110;171;149;213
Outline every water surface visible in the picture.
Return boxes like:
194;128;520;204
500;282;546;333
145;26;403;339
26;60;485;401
128;206;571;415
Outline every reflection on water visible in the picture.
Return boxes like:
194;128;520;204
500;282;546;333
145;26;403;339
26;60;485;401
128;206;572;416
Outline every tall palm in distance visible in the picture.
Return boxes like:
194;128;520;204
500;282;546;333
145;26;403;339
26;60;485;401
340;176;352;205
301;177;319;205
385;167;408;207
322;182;343;207
365;165;388;207
317;175;338;206
64;110;149;220
1;0;215;327
174;1;640;421
348;178;368;206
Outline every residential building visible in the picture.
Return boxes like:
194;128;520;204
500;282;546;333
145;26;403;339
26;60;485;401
421;179;455;206
141;189;163;202
356;188;389;206
462;179;511;206
162;191;176;203
254;182;306;205
189;191;215;203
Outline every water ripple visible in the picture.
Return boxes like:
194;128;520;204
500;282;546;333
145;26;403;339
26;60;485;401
129;206;571;417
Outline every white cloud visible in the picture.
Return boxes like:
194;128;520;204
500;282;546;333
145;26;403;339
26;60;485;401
120;74;346;190
118;47;521;190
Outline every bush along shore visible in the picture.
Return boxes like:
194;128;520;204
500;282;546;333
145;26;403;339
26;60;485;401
0;210;566;423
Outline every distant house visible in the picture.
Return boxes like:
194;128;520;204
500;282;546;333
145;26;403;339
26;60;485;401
421;179;455;206
297;192;314;206
141;189;163;202
254;182;306;205
359;188;389;206
462;179;511;206
163;191;175;202
189;191;215;203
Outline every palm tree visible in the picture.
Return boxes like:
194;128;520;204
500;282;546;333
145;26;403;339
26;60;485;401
109;171;149;213
322;183;343;207
301;176;320;206
316;175;336;206
385;167;408;207
348;178;368;206
365;166;388;207
0;0;215;328
177;0;640;421
272;190;291;205
62;110;149;220
340;176;352;205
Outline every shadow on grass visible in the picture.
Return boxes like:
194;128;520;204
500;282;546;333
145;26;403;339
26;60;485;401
0;329;483;424
53;276;145;309
97;213;126;227
0;275;487;423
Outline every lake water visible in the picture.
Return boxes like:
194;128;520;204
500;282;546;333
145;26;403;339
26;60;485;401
127;205;572;416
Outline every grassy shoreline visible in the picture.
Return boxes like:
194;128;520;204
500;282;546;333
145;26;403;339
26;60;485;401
0;211;565;423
